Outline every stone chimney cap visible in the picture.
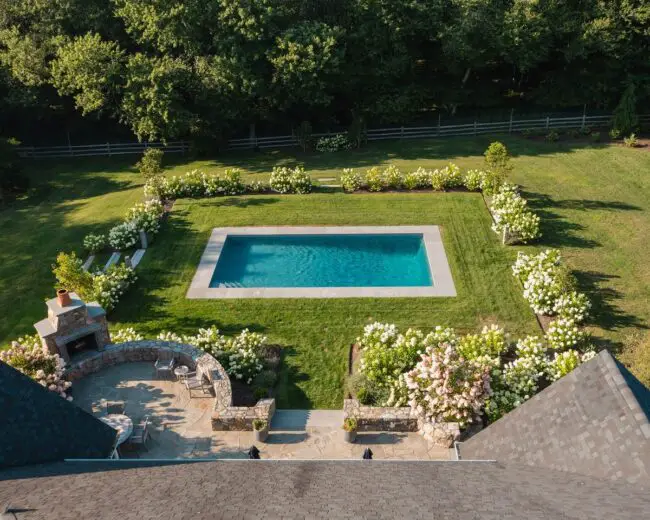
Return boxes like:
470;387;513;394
46;291;84;317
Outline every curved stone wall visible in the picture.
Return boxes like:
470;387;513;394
64;340;233;408
65;340;275;431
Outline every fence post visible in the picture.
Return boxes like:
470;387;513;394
582;104;587;129
400;126;404;139
474;120;477;136
107;142;111;157
546;116;550;130
437;113;441;136
509;109;514;134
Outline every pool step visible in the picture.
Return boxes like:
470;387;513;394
218;282;245;288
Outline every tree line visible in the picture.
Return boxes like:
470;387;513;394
0;0;648;144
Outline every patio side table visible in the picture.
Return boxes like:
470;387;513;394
174;365;189;382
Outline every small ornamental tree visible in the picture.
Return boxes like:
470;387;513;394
405;343;491;428
52;252;94;300
136;148;164;181
484;141;512;176
612;84;638;135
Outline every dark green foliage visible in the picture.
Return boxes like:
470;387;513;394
612;84;639;135
0;1;647;142
0;137;26;205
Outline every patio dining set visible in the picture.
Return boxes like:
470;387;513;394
99;352;213;459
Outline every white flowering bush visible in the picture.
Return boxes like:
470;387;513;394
111;327;144;343
183;325;226;354
357;323;426;404
552;291;591;323
365;167;385;192
430;169;446;191
547;350;581;381
91;264;137;311
340;168;364;192
247;180;268;193
316;134;351;152
108;221;139;251
290;166;312;194
270;167;294;194
405;343;491;428
0;335;72;400
218;329;266;384
383;165;403;189
513;249;570;314
463;169;484;191
441;163;464;188
456;325;507;361
126;199;164;235
545;317;586;350
490;185;541;243
156;331;183;343
403;167;430;190
480;170;505;195
83;233;106;254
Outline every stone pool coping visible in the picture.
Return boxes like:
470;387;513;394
187;226;457;299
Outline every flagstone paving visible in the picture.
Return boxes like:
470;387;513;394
73;362;453;460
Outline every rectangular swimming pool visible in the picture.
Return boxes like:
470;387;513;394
188;226;456;298
210;234;433;288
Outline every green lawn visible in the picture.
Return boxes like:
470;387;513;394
110;192;538;408
2;135;649;405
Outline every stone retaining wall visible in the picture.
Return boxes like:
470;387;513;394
343;399;460;447
65;340;275;431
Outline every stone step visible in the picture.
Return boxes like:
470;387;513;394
130;249;146;268
82;255;95;272
271;409;344;431
103;252;121;272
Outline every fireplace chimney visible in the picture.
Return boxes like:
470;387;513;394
57;289;72;307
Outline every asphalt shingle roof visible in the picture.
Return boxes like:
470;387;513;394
459;351;650;483
1;459;649;520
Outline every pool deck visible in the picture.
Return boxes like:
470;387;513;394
187;225;457;299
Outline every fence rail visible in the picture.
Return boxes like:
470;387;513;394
18;113;650;158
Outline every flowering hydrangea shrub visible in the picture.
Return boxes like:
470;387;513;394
156;331;183;343
463;169;484;191
490;185;541;243
403;167;430;190
270;167;294;194
126;199;164;235
440;163;464;188
111;327;144;343
91;264;137;311
290;166;312;194
547;350;582;381
365;167;385;192
315;134;351;152
405;343;491;428
340;168;364;192
513;249;571;314
552;291;591;323
83;233;106;254
218;329;266;384
183;325;226;354
480;170;505;196
247;180;268;193
0;335;72;399
456;325;507;361
545;317;586;350
357;323;426;404
383;165;403;189
512;249;562;284
108;221;139;251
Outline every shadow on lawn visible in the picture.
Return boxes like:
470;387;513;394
202;135;612;174
574;269;648;351
522;191;641;249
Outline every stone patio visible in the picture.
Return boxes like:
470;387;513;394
73;362;453;460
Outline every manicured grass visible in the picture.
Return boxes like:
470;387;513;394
2;135;649;403
110;192;538;408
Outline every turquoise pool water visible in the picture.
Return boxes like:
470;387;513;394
209;234;433;288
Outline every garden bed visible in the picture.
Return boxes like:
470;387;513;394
231;344;282;406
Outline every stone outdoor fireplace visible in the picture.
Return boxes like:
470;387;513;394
34;291;111;362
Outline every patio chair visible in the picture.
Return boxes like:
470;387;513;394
184;369;212;397
126;415;151;451
154;352;175;379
